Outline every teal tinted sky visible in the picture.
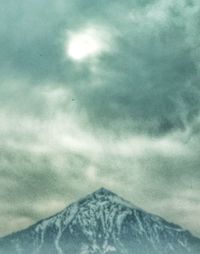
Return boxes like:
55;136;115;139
0;0;200;237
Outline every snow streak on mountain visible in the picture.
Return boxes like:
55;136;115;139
0;188;200;254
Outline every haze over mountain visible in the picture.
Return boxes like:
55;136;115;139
1;188;200;254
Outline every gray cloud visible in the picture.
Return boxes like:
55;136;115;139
1;0;200;135
72;0;200;135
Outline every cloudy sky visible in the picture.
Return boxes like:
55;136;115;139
0;0;200;238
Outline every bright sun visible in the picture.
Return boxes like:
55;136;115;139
66;27;108;61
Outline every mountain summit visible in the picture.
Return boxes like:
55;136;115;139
0;188;200;254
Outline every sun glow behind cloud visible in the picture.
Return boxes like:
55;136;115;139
66;26;110;61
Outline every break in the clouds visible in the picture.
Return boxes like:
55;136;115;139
0;0;200;238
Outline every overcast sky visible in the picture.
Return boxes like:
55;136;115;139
0;0;200;238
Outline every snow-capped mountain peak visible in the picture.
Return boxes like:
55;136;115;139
0;188;200;254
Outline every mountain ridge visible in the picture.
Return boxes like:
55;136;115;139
1;187;200;254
